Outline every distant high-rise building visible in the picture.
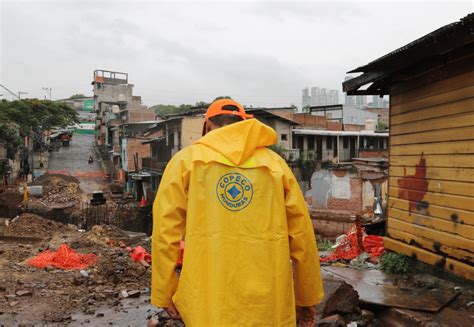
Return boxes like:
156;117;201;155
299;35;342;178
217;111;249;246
328;90;339;105
355;94;367;108
302;87;311;108
310;87;320;106
320;88;328;106
344;75;356;107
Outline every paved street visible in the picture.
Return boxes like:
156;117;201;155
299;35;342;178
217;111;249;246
48;134;105;194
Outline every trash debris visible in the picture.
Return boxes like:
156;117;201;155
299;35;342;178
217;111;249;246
321;216;384;264
26;244;98;270
128;245;152;266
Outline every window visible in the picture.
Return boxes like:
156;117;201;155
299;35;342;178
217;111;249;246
281;134;288;141
379;138;384;149
326;137;333;150
343;137;349;149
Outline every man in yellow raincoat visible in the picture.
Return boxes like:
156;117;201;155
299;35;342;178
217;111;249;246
152;99;323;326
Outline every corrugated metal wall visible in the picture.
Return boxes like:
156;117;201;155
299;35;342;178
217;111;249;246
384;53;474;280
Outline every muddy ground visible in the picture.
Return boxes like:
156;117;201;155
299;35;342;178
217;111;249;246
0;214;155;326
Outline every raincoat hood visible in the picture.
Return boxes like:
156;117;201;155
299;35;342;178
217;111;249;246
196;119;277;166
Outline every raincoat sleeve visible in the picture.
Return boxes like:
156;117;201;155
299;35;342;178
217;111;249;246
282;163;324;307
151;152;189;307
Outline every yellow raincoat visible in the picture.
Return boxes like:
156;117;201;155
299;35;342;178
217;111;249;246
152;119;323;326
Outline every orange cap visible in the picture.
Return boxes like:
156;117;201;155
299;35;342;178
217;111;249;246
202;99;253;136
205;99;253;120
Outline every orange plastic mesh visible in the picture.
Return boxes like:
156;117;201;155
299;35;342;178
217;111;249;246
320;225;384;263
26;244;98;270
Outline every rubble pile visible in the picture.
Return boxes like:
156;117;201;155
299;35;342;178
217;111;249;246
1;213;71;239
42;181;79;204
0;214;151;325
31;173;82;206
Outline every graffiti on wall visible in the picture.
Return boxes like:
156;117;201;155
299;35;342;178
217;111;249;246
397;153;428;213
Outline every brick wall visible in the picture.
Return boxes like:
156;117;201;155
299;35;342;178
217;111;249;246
293;114;327;128
327;177;362;213
128;109;156;123
126;137;151;171
359;149;388;158
326;121;342;131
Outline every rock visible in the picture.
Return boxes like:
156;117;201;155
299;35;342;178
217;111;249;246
16;290;33;297
5;294;17;301
354;310;375;327
318;280;360;317
9;301;19;307
80;270;89;278
127;290;141;298
103;289;116;297
316;314;346;327
96;312;104;317
121;290;129;298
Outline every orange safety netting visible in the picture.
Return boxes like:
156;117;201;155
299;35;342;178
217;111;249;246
26;244;98;270
320;225;384;263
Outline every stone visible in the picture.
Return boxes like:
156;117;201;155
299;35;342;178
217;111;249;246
96;313;104;317
9;301;19;307
316;314;346;327
127;290;141;298
317;280;360;317
5;294;17;301
121;290;129;298
16;290;33;297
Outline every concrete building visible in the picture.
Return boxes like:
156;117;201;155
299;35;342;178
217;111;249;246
292;129;388;162
58;96;96;134
302;87;311;108
92;70;155;174
309;104;378;127
328;90;339;105
310;87;320;106
343;14;473;279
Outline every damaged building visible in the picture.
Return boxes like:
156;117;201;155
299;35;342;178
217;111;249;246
343;14;474;279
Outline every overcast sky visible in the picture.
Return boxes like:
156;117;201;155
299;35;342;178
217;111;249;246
0;0;471;107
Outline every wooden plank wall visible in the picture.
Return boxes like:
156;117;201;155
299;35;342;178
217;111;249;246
386;51;474;280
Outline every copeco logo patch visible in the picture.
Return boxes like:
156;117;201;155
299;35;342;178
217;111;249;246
216;173;253;211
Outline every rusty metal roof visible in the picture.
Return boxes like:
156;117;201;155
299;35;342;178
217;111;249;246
343;13;474;95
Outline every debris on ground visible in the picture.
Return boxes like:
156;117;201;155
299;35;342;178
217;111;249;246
27;243;98;269
316;278;375;326
320;216;384;265
0;214;151;325
30;174;82;207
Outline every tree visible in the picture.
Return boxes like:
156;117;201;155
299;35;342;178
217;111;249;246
151;104;192;118
0;99;78;136
69;94;87;99
0;123;23;159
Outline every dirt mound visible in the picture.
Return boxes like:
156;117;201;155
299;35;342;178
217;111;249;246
81;225;130;245
32;173;79;186
42;180;81;205
0;191;22;206
2;213;71;238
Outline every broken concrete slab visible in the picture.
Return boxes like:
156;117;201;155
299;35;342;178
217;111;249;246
322;266;460;312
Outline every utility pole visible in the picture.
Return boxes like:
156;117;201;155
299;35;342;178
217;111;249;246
0;84;20;99
18;91;28;99
42;87;52;100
